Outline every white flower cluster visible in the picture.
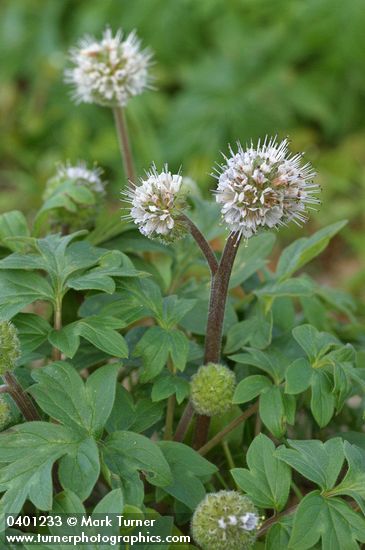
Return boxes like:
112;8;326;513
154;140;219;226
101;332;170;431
214;137;319;239
122;165;187;242
217;512;258;532
124;140;318;244
52;161;105;194
44;161;105;199
66;27;152;107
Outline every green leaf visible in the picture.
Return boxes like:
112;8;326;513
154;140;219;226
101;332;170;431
329;442;365;513
67;272;116;294
92;490;125;542
52;490;86;514
335;432;365;452
66;183;95;205
124;278;164;319
134;327;189;381
79;291;147;325
157;442;217;509
289;491;365;550
106;385;135;431
35;233;98;282
13;313;52;354
275;438;344;490
102;431;172;488
265;518;292;550
85;364;120;436
106;387;164;434
229;232;276;288
0;422;81;516
133;327;170;381
0;252;48;271
317;286;356;322
27;461;54;511
29;362;91;433
179;298;238;336
49;316;128;359
276;221;347;280
259;386;287;438
0;270;54;319
233;375;272;404
231;434;291;511
283;393;296;425
231;349;289;385
93;488;124;514
0;210;30;252
292;324;339;363
159;295;197;329
310;370;335;427
48;325;80;358
132;400;165;433
118;471;144;508
67;250;144;294
5;233;123;305
285;358;313;395
168;330;189;372
288;491;326;550
272;296;295;332
76;317;128;358
152;373;190;404
29;362;119;436
58;437;100;501
300;295;329;331
225;306;273;353
256;276;315;297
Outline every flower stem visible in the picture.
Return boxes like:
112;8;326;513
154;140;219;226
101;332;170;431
113;107;136;185
291;480;304;500
203;232;241;363
215;471;229;489
193;232;241;448
173;232;241;445
179;214;218;275
173;401;194;442
52;298;62;361
198;402;258;456
222;440;235;469
258;504;297;537
164;360;177;440
3;371;40;421
164;394;176;441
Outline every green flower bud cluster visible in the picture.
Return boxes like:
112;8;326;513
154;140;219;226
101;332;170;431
190;363;236;416
0;321;21;375
191;491;260;550
0;397;11;430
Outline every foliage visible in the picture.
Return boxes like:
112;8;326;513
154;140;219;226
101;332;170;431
1;0;365;290
0;189;364;547
1;2;365;549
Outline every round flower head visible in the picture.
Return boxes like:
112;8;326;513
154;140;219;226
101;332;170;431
43;161;106;230
122;164;188;243
45;161;106;196
0;397;11;430
191;491;260;550
0;321;21;374
214;137;319;239
190;363;236;416
66;27;152;107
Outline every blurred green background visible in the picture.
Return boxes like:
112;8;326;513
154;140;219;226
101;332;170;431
1;0;365;291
